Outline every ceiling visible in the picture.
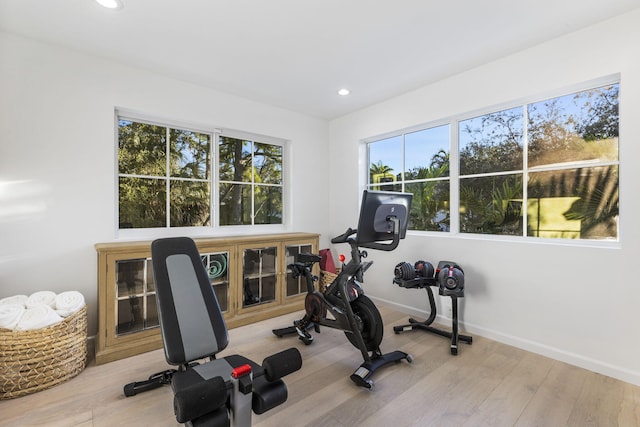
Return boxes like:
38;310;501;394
1;1;638;120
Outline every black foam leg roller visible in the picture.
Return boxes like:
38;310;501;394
262;348;302;382
173;376;228;423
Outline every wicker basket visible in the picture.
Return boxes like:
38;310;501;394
0;305;87;400
319;269;340;292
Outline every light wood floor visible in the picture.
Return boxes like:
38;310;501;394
2;303;639;426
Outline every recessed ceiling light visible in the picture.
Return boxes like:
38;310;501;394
338;88;350;96
96;0;124;9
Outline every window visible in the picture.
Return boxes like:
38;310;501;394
117;116;284;229
459;106;524;235
525;86;618;239
366;79;619;241
368;125;451;232
218;136;283;226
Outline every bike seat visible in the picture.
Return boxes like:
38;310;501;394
298;253;322;264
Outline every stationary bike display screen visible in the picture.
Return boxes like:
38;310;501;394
356;190;412;245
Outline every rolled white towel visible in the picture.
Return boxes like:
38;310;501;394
0;304;25;330
26;290;57;309
0;294;28;307
16;305;63;330
55;291;85;317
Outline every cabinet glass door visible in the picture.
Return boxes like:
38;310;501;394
285;244;313;297
201;251;230;313
242;246;277;308
115;258;158;335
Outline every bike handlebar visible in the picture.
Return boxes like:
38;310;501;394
331;217;402;252
330;227;357;244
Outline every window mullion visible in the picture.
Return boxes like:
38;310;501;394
251;141;256;225
212;131;220;227
450;120;460;234
522;104;529;237
165;127;171;228
401;133;405;192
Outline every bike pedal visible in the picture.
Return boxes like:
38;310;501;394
295;327;313;341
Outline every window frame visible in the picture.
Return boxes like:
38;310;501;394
363;75;620;247
115;110;288;238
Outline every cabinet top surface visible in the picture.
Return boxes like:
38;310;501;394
95;232;319;252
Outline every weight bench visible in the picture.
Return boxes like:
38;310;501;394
124;237;302;427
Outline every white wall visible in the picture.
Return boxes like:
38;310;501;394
329;10;640;386
0;32;332;337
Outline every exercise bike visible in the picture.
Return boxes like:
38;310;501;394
273;190;414;389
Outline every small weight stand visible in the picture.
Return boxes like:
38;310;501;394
393;276;472;355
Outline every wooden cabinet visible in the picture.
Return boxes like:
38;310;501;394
95;233;318;365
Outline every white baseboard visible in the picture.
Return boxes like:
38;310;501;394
372;296;640;387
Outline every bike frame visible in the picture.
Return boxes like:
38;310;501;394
300;235;374;361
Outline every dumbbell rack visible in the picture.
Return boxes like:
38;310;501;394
393;276;472;355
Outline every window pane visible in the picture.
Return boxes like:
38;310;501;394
170;180;211;227
219;183;252;225
406;180;450;232
254;185;282;224
254;142;282;184
146;296;159;329
459;107;523;175
219;136;252;182
116;259;145;297
405;125;450;179
119;177;166;228
261;247;277;275
286;244;312;296
117;297;143;335
460;174;523;235
242;247;277;307
369;135;402;187
528;166;618;239
528;84;619;168
170;129;211;179
118;120;166;176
